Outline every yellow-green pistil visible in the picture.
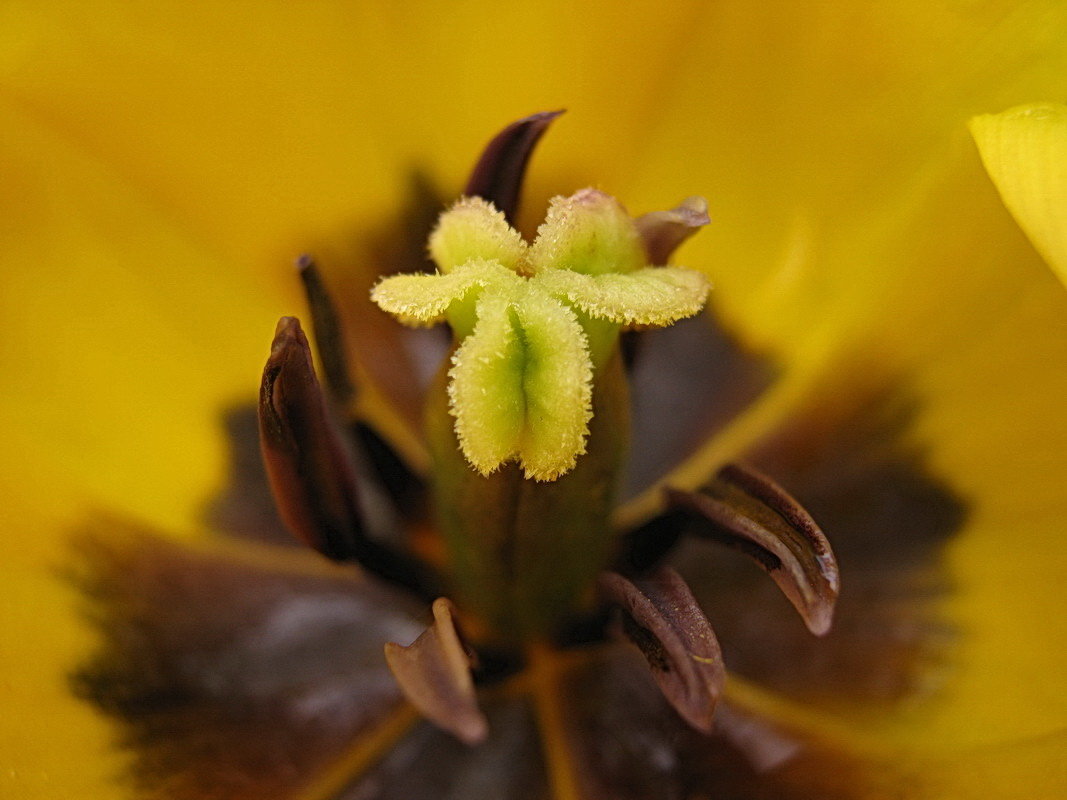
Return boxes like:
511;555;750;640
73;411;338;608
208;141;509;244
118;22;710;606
372;189;709;638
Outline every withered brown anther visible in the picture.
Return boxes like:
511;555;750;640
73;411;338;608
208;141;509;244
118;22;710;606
666;462;840;636
297;255;356;405
384;597;489;745
258;317;438;598
634;195;711;265
259;316;362;561
463;109;564;223
598;567;725;733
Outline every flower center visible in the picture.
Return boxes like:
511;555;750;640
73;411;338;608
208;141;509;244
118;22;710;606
371;189;709;640
250;113;837;744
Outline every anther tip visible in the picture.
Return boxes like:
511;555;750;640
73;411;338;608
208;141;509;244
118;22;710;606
273;315;302;339
521;109;566;124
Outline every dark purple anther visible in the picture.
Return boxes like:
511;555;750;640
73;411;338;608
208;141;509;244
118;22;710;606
464;110;564;223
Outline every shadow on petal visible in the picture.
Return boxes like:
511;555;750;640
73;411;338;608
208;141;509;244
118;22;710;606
337;697;547;800
554;645;898;799
623;306;777;499
67;525;425;800
203;405;293;548
319;171;451;433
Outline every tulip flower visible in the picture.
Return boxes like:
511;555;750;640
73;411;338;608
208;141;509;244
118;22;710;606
1;3;1066;799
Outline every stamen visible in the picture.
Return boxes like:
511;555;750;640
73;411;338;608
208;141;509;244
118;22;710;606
464;110;565;224
258;317;439;597
634;196;711;265
296;255;355;404
666;462;839;636
384;598;489;745
598;567;724;733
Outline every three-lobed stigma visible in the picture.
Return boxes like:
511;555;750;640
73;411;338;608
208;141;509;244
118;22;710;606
372;188;710;481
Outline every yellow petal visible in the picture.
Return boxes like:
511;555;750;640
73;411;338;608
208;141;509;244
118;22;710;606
970;103;1067;286
902;281;1067;753
0;101;293;800
626;3;1067;362
0;99;290;530
0;496;125;800
0;0;709;270
914;731;1067;799
620;131;1067;761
